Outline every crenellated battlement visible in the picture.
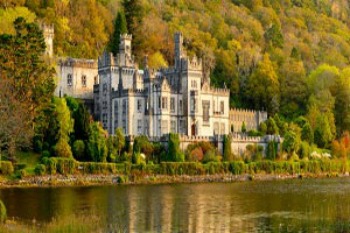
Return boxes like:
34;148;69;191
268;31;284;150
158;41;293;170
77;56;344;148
120;34;132;41
59;57;98;69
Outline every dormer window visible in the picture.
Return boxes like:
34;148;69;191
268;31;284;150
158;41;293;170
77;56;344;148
82;75;87;87
67;74;72;86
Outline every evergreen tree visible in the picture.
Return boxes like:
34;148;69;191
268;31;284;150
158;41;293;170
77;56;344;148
168;133;184;162
109;10;127;55
223;135;233;161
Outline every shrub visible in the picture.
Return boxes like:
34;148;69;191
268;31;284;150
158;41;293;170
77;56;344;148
14;163;26;171
55;139;73;158
47;158;57;175
20;169;27;178
42;150;50;158
35;164;46;176
33;138;43;153
0;200;6;223
73;140;85;161
0;162;14;175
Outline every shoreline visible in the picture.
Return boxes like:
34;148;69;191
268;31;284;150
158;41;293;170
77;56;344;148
0;172;346;188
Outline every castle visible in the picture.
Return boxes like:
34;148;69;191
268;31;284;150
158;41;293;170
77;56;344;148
48;27;267;138
94;33;230;137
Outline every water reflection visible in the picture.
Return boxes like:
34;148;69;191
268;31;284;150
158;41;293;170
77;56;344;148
1;178;350;232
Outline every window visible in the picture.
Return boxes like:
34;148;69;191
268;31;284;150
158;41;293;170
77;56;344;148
137;99;142;112
114;101;118;126
94;76;98;85
122;99;127;114
67;74;72;86
158;96;161;109
162;97;168;110
213;100;216;114
202;100;210;123
220;101;224;114
191;80;197;88
179;100;183;114
170;97;175;113
82;75;87;87
220;123;225;134
214;122;219;135
179;120;184;134
122;118;126;134
137;119;142;134
171;120;176;132
190;97;197;113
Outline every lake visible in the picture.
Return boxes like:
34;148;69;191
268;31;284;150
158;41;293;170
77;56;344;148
1;177;350;232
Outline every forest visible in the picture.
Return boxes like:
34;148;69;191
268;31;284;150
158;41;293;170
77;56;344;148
0;0;350;164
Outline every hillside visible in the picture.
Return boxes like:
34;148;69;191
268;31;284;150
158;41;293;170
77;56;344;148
1;0;349;140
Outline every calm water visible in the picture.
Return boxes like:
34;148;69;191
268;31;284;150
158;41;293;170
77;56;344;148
1;178;350;232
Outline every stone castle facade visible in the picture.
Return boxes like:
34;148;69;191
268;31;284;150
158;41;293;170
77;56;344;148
94;33;230;137
47;26;267;137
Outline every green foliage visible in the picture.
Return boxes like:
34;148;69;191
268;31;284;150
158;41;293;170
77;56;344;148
314;115;334;148
223;135;233;161
0;17;55;155
87;122;108;162
0;200;6;223
133;135;153;159
109;10;128;55
72;140;85;161
266;118;279;135
301;122;314;144
167;133;183;162
0;6;36;34
244;144;264;162
115;128;125;158
55;139;73;158
0;162;14;175
266;141;278;160
246;54;280;115
34;164;46;175
203;149;221;163
241;122;247;133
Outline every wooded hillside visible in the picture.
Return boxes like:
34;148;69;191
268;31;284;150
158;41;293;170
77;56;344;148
1;0;350;141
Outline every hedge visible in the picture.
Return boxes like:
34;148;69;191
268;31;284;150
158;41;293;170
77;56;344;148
4;158;348;177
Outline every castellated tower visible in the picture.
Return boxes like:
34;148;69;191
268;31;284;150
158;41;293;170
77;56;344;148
119;34;133;66
42;24;54;57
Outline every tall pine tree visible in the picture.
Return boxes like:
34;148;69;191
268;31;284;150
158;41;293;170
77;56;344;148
109;10;128;55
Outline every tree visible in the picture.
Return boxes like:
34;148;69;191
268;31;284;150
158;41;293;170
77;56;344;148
115;128;125;158
133;135;153;160
282;123;301;155
168;133;184;162
0;78;33;156
334;69;350;135
301;122;314;144
72;140;85;161
264;24;284;48
223;135;233;161
122;0;144;59
266;118;279;135
246;53;280;115
0;17;55;154
314;115;334;148
87;122;108;162
109;10;127;55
